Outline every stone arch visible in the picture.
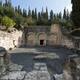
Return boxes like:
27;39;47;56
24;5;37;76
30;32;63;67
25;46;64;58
38;32;47;46
27;32;36;46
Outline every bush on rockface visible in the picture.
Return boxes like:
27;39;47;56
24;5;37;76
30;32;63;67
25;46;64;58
1;16;15;30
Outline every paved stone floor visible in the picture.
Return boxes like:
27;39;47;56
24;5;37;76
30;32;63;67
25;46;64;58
9;47;78;75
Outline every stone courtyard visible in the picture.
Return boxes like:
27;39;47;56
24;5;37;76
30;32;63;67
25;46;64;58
3;46;78;80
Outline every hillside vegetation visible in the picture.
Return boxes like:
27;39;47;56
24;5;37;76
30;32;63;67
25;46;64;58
0;0;72;30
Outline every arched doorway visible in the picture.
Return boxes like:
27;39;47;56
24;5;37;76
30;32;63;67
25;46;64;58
38;33;47;46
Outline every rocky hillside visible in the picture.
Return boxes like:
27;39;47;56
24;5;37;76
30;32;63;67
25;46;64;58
0;29;23;50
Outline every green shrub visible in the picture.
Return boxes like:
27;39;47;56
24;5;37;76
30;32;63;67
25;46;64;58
1;16;15;29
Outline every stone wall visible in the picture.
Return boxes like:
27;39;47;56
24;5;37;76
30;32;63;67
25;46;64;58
24;24;75;48
25;24;63;46
62;36;74;49
0;30;23;50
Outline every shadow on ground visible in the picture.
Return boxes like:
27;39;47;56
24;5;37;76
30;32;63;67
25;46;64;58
10;46;78;74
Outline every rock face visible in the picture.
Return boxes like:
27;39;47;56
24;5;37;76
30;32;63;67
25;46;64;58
8;62;23;71
62;57;80;80
0;63;25;80
0;71;26;80
0;63;51;80
0;30;23;50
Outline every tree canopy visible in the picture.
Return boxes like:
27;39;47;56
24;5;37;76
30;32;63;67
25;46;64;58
71;0;80;28
0;0;72;30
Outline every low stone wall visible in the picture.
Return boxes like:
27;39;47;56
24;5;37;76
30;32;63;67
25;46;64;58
62;36;74;49
0;30;23;50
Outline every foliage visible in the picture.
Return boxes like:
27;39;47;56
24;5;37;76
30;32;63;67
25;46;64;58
1;16;15;29
0;15;2;23
0;0;72;30
26;17;36;26
71;0;80;28
61;19;73;30
14;13;24;25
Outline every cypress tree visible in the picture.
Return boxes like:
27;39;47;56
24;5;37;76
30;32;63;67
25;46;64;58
58;12;62;19
32;10;35;19
45;7;48;20
71;0;80;28
23;9;27;17
28;7;31;17
7;0;11;7
17;5;22;15
4;0;8;6
34;8;37;20
37;12;41;25
63;8;67;20
66;9;70;20
50;10;53;23
41;7;44;18
0;0;2;6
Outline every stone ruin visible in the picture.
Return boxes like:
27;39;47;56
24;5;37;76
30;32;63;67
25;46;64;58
0;62;51;80
0;46;80;80
0;48;51;80
63;56;80;80
0;47;23;79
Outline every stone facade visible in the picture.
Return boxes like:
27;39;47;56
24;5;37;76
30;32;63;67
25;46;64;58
0;29;23;50
24;24;74;48
24;24;62;47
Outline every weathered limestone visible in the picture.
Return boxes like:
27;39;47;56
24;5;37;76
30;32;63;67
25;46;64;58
0;29;23;50
25;24;74;48
62;36;74;48
0;47;9;76
27;32;36;46
63;70;73;80
62;57;80;80
0;71;26;80
54;74;64;80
